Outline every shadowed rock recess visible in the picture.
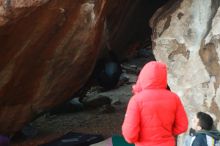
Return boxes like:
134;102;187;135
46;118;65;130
0;0;167;135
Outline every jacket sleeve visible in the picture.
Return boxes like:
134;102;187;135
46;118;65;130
122;97;140;143
192;135;207;146
172;96;188;135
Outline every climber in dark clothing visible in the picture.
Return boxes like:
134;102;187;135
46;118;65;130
93;50;122;90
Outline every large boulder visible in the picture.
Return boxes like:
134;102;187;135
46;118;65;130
0;0;107;135
151;0;220;139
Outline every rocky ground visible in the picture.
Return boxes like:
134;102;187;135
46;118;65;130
11;56;152;146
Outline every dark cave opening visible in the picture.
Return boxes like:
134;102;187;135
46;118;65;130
104;0;169;60
93;0;170;90
128;0;169;46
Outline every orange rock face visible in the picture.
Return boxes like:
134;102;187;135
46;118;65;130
0;0;107;135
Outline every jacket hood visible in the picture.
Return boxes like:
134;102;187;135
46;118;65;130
132;61;167;94
197;130;220;140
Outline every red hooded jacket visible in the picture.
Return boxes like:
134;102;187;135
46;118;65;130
122;61;188;146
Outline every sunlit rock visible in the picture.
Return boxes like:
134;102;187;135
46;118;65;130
151;0;220;136
0;0;50;26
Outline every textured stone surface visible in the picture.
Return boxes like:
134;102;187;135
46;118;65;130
0;0;107;135
151;0;220;136
0;0;50;26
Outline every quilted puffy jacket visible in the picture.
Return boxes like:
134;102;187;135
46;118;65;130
122;61;188;146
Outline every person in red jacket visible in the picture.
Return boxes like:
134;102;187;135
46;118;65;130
122;61;188;146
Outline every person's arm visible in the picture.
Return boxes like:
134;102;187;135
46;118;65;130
173;96;188;135
122;97;140;143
